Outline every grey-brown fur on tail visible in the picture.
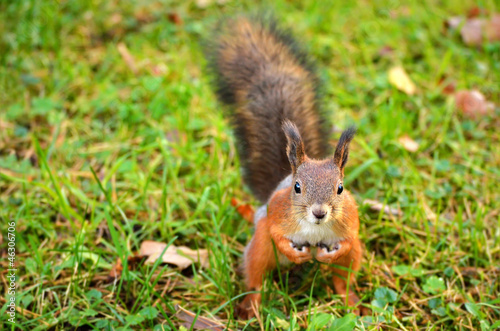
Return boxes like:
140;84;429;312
206;15;331;203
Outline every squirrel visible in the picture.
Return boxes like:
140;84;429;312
206;16;363;319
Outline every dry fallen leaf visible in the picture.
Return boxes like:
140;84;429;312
140;240;209;269
109;258;123;278
398;135;419;152
467;7;488;18
167;12;183;25
455;90;495;118
117;42;138;74
447;14;500;46
461;18;484;45
485;14;500;41
108;255;146;279
108;241;209;278
438;77;456;95
363;199;403;217
231;198;255;223
388;66;416;95
176;305;230;331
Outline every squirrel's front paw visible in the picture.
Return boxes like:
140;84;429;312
315;242;341;263
291;241;310;252
287;242;312;264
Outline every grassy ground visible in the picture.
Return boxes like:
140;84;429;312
1;0;499;330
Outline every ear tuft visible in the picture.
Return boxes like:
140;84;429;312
333;127;356;171
283;120;306;173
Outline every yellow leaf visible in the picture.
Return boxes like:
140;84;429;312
398;135;419;152
388;66;416;95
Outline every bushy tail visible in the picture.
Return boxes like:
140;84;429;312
206;16;330;203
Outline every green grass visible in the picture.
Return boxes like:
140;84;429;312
1;0;499;330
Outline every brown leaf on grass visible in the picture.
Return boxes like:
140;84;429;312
437;77;456;95
108;255;146;279
363;199;403;217
167;12;183;25
140;240;209;269
231;198;255;223
461;18;484;45
398;135;419;152
485;14;500;41
447;14;500;46
109;239;209;278
117;42;138;74
467;7;488;19
109;258;123;278
388;66;416;95
455;90;495;118
176;305;230;331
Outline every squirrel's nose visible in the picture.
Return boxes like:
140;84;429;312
312;208;327;219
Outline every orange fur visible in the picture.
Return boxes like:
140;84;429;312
237;185;364;319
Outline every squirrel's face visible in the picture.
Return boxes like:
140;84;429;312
291;159;345;225
283;120;356;226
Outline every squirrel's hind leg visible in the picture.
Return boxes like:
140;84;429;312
331;270;361;314
329;238;369;315
236;218;276;319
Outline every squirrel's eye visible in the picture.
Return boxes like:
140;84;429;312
337;183;343;195
294;182;301;194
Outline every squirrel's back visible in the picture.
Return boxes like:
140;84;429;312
207;16;330;203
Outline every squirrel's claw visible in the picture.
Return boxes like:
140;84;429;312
288;241;312;263
317;242;340;253
315;242;341;263
291;241;310;252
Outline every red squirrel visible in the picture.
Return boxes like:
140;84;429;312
207;16;363;319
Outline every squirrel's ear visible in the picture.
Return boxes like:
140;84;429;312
333;127;356;173
283;120;306;173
